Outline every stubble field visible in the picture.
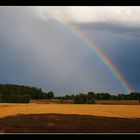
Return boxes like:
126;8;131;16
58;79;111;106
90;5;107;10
0;103;140;133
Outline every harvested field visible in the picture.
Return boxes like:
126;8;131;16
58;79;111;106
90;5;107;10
0;103;140;133
30;99;140;105
96;100;140;105
30;99;74;104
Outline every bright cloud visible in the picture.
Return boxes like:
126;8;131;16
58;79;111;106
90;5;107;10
37;6;140;27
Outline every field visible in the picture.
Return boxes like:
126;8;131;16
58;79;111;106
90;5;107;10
96;100;140;105
0;102;140;133
30;99;140;105
30;99;74;104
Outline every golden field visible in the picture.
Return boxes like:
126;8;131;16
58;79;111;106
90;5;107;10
0;103;140;133
0;103;140;119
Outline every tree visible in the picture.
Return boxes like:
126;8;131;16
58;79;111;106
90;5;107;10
22;94;30;103
74;95;80;104
139;94;140;103
87;92;95;98
74;93;87;104
0;93;2;103
130;92;139;100
104;93;110;100
0;84;52;103
47;91;54;99
87;92;96;104
118;94;125;100
86;97;96;104
96;93;104;100
78;94;87;104
65;95;70;100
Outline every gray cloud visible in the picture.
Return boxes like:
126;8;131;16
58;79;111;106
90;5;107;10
76;22;140;37
76;23;140;85
0;7;140;95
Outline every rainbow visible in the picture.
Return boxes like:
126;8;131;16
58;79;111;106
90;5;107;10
40;10;133;93
63;22;133;94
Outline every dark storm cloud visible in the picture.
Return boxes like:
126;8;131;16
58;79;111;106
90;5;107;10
0;7;122;95
76;22;140;37
76;22;140;91
0;7;140;95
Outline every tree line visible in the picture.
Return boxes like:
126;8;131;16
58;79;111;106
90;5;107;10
64;92;140;104
0;84;54;103
0;84;140;104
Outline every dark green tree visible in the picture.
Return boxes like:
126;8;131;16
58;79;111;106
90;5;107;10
47;91;54;99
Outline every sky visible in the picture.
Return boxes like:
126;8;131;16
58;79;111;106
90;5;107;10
0;6;140;96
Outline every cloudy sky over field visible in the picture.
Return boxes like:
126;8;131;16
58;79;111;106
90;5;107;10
0;6;140;95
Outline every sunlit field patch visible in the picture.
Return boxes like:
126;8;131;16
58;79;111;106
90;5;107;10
0;103;140;119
